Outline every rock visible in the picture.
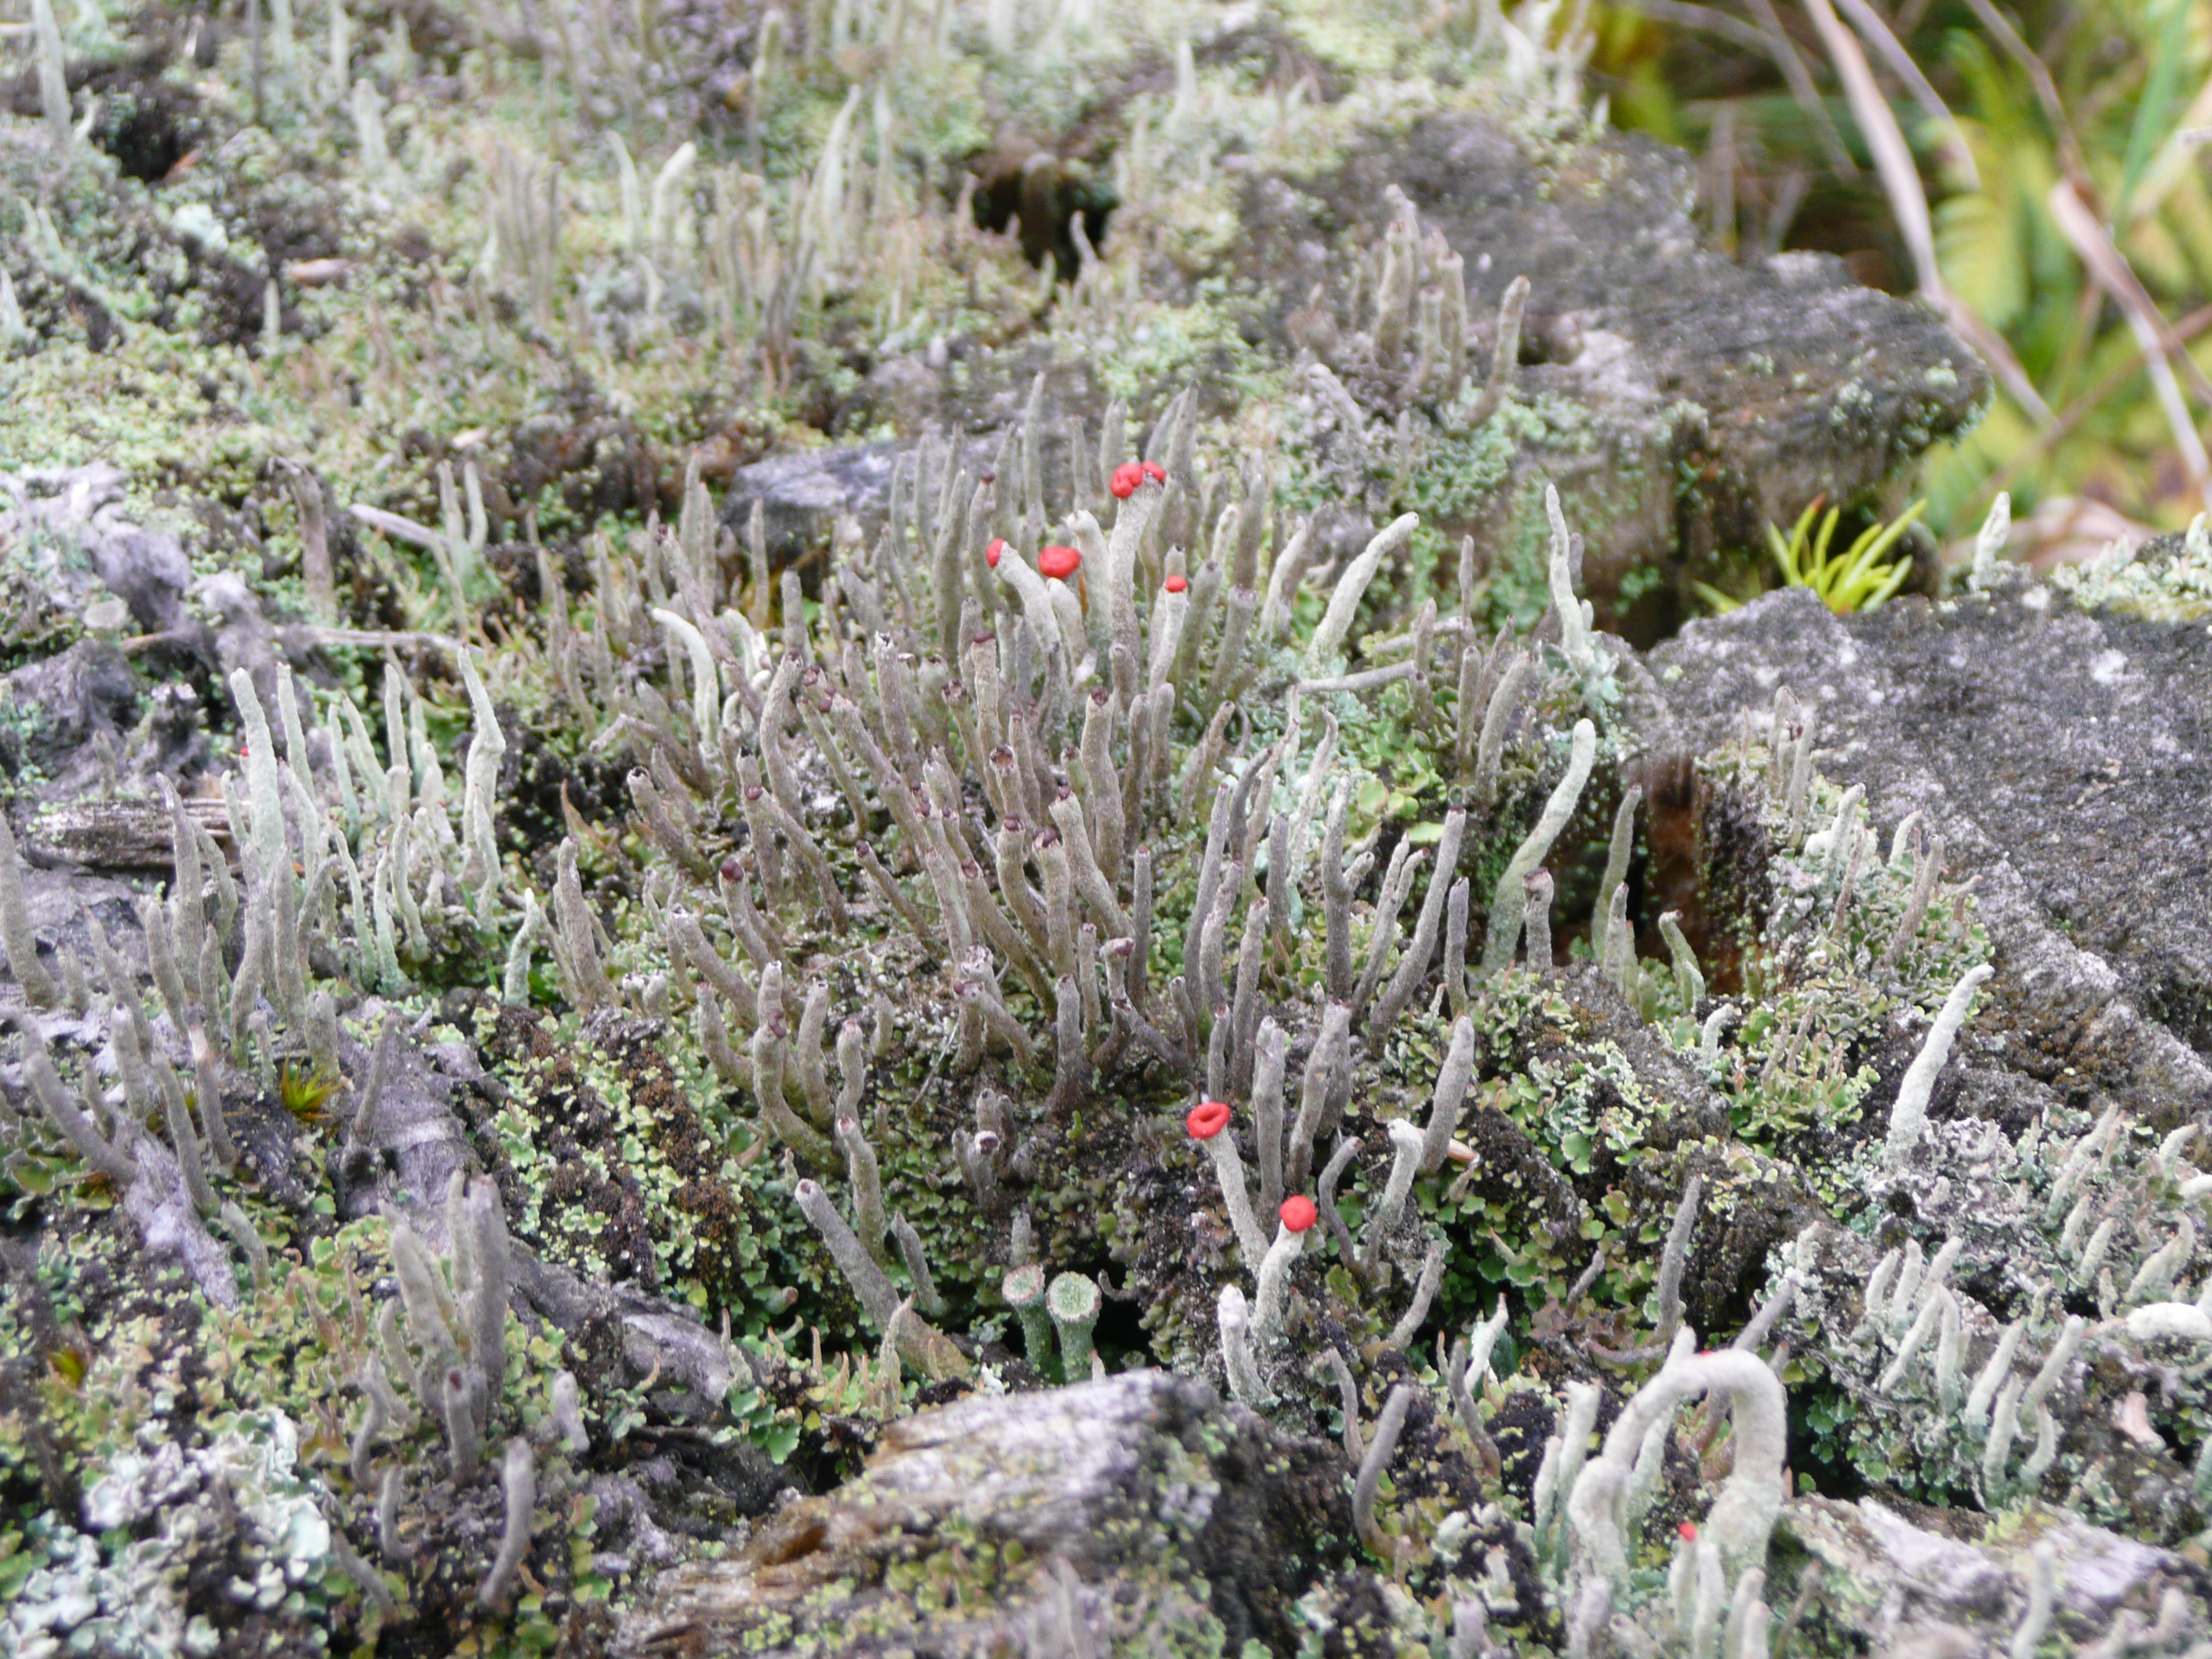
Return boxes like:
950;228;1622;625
1226;116;1988;639
838;346;1092;447
716;409;1085;580
1778;1495;2195;1651
14;860;143;981
192;570;281;691
330;1007;477;1223
0;464;193;634
721;444;901;570
616;1370;1351;1656
2;642;141;799
1647;584;2212;1116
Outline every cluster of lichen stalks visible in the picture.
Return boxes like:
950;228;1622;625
433;376;2003;1658
541;389;1616;1375
0;655;575;1617
1;359;2169;1653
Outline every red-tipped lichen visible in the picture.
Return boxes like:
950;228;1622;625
1187;1099;1231;1140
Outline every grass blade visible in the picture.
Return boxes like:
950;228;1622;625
1832;500;1925;598
2046;178;2211;492
1801;0;2052;423
1746;0;1858;177
2116;0;2191;223
1830;0;1978;189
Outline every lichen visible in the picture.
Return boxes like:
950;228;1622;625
2051;526;2212;622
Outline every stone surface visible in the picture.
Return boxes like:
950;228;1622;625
1282;120;1984;511
1229;117;1987;639
1779;1495;2195;1652
722;443;902;569
616;1370;1351;1657
0;464;193;634
2;642;142;798
1647;583;2212;1115
608;1373;2195;1658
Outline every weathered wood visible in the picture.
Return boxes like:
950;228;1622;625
24;796;229;872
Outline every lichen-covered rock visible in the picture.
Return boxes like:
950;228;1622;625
1228;117;1990;639
1647;583;2212;1112
616;1370;1351;1657
1775;1495;2199;1653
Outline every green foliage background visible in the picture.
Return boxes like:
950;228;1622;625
1588;0;2212;544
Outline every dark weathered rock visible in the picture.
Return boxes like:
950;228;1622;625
617;1370;1351;1657
1227;116;1988;639
1281;122;1982;491
4;642;141;798
1647;583;2212;1115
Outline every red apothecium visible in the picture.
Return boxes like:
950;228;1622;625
1187;1100;1231;1140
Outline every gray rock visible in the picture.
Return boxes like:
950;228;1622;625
721;444;901;569
1781;1496;2193;1651
1228;117;1987;637
192;569;281;690
1647;585;2212;1117
3;641;140;798
0;464;193;634
1324;125;1982;505
717;414;1068;574
617;1370;1350;1656
840;346;1094;446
